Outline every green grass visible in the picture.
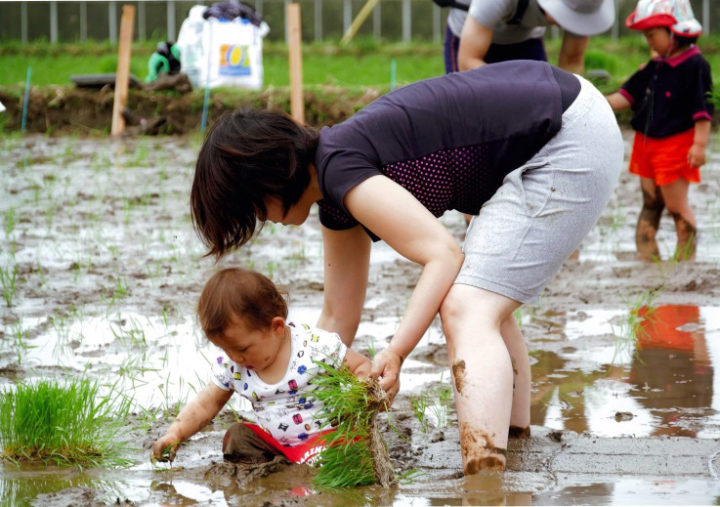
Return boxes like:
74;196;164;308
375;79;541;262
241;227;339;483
0;378;133;468
6;35;720;90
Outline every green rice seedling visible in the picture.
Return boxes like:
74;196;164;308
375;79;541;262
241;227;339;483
32;262;46;287
429;383;453;430
130;142;151;167
265;260;277;279
161;305;171;328
0;263;18;307
513;307;524;329
109;277;129;306
109;317;148;349
409;393;431;433
612;286;663;361
0;378;133;468
3;207;16;237
288;245;307;261
365;336;376;359
311;362;394;488
0;322;33;365
158;373;188;421
669;231;697;264
410;380;452;433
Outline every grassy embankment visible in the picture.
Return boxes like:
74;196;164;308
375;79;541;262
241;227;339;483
2;35;720;91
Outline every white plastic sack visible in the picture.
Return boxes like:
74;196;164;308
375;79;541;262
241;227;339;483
177;5;269;90
202;17;268;90
176;5;206;88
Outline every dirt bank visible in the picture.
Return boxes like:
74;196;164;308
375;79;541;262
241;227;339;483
0;83;381;136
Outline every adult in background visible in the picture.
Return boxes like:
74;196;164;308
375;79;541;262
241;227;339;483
190;61;623;474
442;0;615;74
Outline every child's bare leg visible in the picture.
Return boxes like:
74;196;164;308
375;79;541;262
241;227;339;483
440;285;518;474
636;177;664;261
659;178;696;260
500;315;531;437
222;423;284;464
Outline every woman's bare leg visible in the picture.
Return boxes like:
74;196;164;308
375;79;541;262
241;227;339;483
501;315;531;436
441;284;520;474
659;178;696;260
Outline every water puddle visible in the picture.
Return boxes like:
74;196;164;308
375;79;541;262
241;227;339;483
3;135;720;505
530;304;720;438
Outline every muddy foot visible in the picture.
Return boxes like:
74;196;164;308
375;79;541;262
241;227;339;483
464;450;506;475
508;426;530;438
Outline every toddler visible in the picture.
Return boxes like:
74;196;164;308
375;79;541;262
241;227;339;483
607;0;713;261
151;267;371;465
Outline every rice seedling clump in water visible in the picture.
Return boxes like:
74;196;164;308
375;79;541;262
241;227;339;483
0;378;132;468
311;362;394;488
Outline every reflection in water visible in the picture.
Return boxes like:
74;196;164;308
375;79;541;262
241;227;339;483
0;471;121;505
629;305;713;437
531;305;718;437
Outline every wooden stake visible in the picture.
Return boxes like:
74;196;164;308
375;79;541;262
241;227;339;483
287;3;305;124
111;4;135;136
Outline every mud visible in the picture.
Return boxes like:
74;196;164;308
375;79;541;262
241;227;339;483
451;359;466;394
459;423;505;474
508;425;531;438
2;129;720;504
0;85;381;136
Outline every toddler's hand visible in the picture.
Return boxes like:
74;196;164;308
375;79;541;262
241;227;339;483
151;432;182;463
369;347;404;405
688;143;706;168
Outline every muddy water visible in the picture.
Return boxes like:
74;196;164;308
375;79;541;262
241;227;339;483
2;132;720;505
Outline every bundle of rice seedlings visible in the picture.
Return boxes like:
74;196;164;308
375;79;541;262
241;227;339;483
0;377;133;468
311;362;395;488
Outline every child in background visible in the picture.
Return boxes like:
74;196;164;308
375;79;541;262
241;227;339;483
151;268;371;465
607;0;713;261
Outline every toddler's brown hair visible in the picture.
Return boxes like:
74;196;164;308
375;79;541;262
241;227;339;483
198;267;288;338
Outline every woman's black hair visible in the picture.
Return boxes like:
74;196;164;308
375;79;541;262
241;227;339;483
191;108;319;258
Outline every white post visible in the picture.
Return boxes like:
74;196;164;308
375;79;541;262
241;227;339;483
284;0;289;44
21;1;28;43
373;0;381;40
167;0;176;41
50;1;58;43
109;1;117;44
343;0;352;36
611;0;619;40
314;0;322;41
402;0;411;42
138;1;146;41
702;0;710;35
80;1;87;42
432;4;441;43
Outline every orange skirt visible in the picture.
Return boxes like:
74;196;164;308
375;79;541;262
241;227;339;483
628;129;701;186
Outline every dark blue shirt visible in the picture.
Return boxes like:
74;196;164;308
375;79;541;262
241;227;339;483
620;47;714;139
315;60;580;238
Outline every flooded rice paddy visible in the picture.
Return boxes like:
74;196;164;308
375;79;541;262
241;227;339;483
1;130;720;505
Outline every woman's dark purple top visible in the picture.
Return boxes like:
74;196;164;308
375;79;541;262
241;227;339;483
315;60;580;240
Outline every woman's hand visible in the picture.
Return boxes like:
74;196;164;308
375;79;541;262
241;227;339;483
151;431;182;463
370;347;405;404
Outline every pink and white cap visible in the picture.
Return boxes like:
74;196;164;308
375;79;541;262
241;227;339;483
626;0;702;37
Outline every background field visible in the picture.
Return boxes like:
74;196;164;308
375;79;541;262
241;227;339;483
2;36;720;94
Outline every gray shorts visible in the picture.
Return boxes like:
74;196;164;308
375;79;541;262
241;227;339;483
455;76;623;304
